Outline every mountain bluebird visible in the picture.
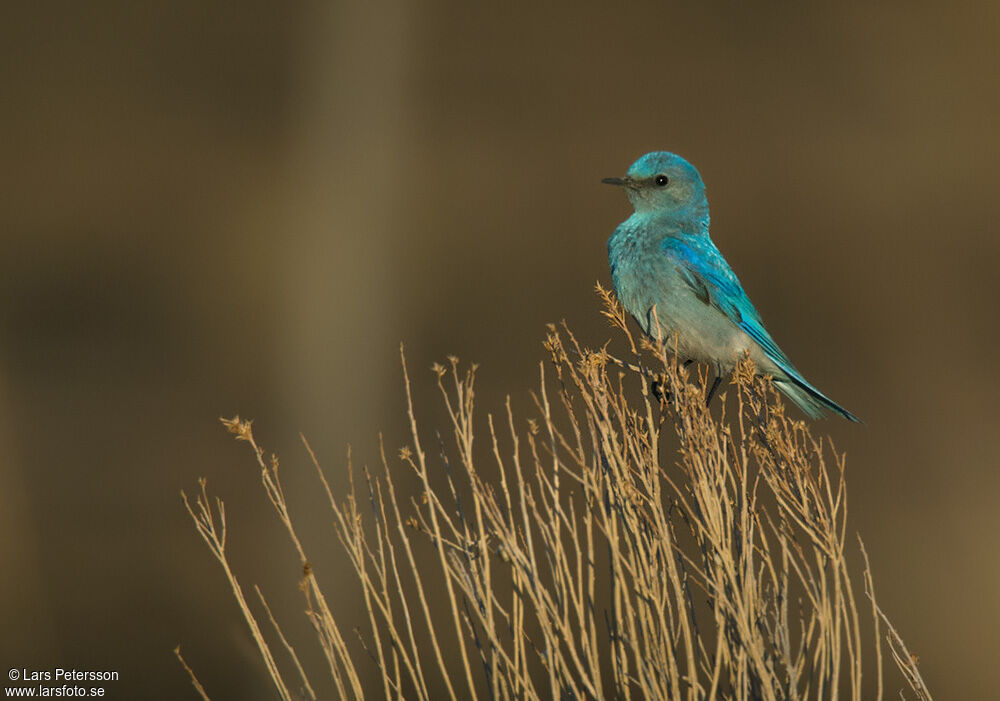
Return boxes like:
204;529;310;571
604;151;859;422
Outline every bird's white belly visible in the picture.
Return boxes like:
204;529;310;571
620;271;764;374
656;304;753;372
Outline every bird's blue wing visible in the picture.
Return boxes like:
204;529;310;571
661;235;793;369
660;234;861;422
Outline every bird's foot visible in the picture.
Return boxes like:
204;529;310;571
705;375;722;407
650;376;671;404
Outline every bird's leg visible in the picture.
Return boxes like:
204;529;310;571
705;374;722;407
650;376;669;403
653;359;696;404
653;360;696;405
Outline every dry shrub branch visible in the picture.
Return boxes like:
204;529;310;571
179;289;931;700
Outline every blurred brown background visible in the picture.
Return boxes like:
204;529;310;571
2;1;998;698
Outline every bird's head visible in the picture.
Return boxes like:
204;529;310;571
603;151;708;222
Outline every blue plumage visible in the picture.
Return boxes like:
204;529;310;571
604;151;859;422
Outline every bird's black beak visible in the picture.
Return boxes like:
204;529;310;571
601;176;626;186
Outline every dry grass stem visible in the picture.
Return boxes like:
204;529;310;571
179;290;932;700
173;646;211;701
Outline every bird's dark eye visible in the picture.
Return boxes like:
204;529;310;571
654;174;669;187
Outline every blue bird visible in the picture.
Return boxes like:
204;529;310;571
604;151;859;422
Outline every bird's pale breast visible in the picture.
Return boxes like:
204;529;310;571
609;218;761;374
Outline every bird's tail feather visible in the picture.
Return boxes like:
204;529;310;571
774;376;861;423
